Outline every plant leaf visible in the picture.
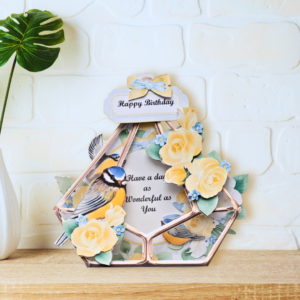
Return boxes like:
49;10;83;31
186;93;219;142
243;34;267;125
197;195;218;216
168;243;184;250
135;130;145;138
225;205;247;221
156;252;173;260
206;150;222;164
146;142;162;161
55;176;74;194
233;174;249;194
0;10;64;71
95;251;113;266
228;229;236;235
120;240;131;254
112;253;125;261
134;245;143;254
181;248;196;261
211;229;221;238
62;219;78;239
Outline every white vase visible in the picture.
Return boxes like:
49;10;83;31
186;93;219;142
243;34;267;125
0;149;21;260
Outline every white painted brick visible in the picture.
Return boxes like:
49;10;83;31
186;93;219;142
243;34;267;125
226;128;272;175
0;128;94;173
0;0;24;19
221;226;298;250
209;0;300;17
31;0;144;18
188;23;300;69
173;76;206;121
95;25;184;69
211;74;294;122
27;181;61;225
244;181;300;227
0;75;33;123
151;0;200;19
37;76;125;124
50;23;89;71
277;128;300;174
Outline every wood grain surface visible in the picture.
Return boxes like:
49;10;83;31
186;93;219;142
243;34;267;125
0;250;299;299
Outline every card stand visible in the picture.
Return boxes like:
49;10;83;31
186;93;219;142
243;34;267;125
54;121;241;267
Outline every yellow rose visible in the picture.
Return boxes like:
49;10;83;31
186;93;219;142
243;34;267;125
105;204;126;227
183;206;215;237
176;189;188;204
165;162;191;185
186;157;227;199
178;107;197;129
159;128;202;166
72;219;118;257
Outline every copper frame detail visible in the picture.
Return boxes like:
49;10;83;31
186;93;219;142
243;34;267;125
54;121;241;267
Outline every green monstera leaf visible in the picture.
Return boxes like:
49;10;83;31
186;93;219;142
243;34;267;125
0;10;64;71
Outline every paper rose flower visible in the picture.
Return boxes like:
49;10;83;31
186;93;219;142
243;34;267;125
165;162;191;185
183;206;215;237
178;107;197;130
186;158;227;199
159;128;202;166
71;219;118;257
105;205;126;227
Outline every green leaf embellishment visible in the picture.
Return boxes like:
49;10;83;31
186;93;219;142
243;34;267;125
119;129;129;143
55;176;74;195
62;219;78;239
197;195;218;216
181;248;196;261
228;229;236;235
156;252;173;261
120;240;131;255
233;174;249;194
112;253;125;261
168;243;184;250
95;251;113;266
200;123;205;142
206;150;222;164
205;244;213;256
146;142;162;161
214;224;236;235
135;130;145;138
0;10;65;71
211;229;221;238
134;245;143;254
226;205;247;221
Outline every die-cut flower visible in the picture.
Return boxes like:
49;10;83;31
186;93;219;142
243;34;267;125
76;214;88;226
186;158;227;199
178;107;197;129
188;189;200;201
220;160;231;173
159;128;202;166
114;224;125;236
165;162;191;185
208;235;217;244
105;204;126;227
192;122;203;134
155;134;167;147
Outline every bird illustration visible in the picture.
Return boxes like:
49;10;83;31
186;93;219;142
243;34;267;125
161;219;205;246
85;134;121;184
55;166;127;247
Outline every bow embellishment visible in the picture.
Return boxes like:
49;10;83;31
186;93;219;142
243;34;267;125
127;74;172;101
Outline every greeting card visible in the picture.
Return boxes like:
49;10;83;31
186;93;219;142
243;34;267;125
53;74;248;267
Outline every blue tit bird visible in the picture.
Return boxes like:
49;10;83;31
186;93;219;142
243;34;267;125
161;218;205;246
55;166;127;247
85;134;121;184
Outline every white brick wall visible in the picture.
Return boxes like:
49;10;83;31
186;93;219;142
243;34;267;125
1;0;300;250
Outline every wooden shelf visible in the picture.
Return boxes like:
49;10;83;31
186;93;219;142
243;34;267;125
0;249;299;299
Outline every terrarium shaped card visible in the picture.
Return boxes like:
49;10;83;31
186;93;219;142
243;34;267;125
53;74;248;267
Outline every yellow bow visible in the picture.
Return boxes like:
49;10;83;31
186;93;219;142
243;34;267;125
127;74;172;101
